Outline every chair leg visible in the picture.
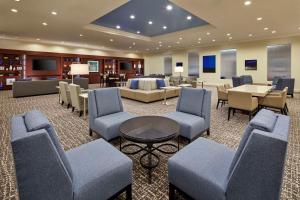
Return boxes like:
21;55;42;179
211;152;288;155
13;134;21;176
79;111;83;117
61;101;64;105
281;109;284;115
233;109;236;116
228;107;231;121
291;94;294;98
216;99;220;109
207;129;210;136
89;129;93;136
72;107;75;112
67;103;70;109
169;183;176;200
285;103;289;113
126;184;132;200
249;111;252;121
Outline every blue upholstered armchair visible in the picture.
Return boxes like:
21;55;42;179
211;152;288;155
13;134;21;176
232;76;242;87
275;78;295;98
168;109;290;200
240;75;253;84
164;88;211;142
88;88;135;141
10;110;132;200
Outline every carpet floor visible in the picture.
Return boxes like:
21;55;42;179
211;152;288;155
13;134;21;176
0;86;299;200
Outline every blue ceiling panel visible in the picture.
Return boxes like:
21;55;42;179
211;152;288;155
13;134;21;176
92;0;209;37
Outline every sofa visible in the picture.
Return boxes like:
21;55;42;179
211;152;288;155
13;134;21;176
12;77;89;98
119;78;180;103
168;109;290;200
10;110;133;200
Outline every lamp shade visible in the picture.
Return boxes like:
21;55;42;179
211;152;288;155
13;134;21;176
70;64;89;75
174;66;184;73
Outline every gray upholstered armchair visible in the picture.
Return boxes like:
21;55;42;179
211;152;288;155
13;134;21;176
10;110;133;200
88;88;135;141
275;78;295;98
164;88;211;142
168;109;290;200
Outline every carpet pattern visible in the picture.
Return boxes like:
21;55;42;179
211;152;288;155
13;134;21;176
0;86;299;200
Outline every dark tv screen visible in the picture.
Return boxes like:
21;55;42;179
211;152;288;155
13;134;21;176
32;59;57;71
176;62;183;67
120;62;132;70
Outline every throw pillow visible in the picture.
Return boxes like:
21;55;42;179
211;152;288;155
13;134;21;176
156;79;166;89
130;79;139;89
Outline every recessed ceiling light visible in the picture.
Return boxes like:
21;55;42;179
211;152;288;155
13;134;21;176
249;33;253;37
212;39;216;42
156;47;159;50
257;17;263;21
264;27;269;31
229;37;233;40
136;31;140;34
206;32;210;35
158;41;162;44
226;33;231;36
11;9;18;13
186;15;192;20
130;15;135;19
244;1;252;6
36;38;40;41
79;34;83;37
166;5;173;11
163;26;167;29
15;0;20;2
179;37;183;40
129;46;132;49
168;45;171;48
148;21;153;25
198;38;202;40
198;41;201;44
42;22;48;26
298;27;300;30
116;25;121;29
159;44;162;47
176;41;180;44
110;39;114;42
272;30;276;34
51;11;57;15
133;42;136;46
146;49;150;51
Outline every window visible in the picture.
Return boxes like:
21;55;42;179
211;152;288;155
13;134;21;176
188;52;199;76
220;49;236;79
164;56;172;76
267;44;291;81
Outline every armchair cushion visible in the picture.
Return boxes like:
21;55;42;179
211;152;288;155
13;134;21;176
66;139;132;200
169;138;235;200
250;109;277;132
177;88;205;117
164;112;205;140
24;110;51;131
93;112;136;141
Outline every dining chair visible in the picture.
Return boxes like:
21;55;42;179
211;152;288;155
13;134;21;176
216;85;228;109
59;81;71;108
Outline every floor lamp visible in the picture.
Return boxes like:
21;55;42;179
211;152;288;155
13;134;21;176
175;66;184;84
70;64;89;84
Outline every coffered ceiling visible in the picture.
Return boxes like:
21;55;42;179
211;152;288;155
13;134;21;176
0;0;300;54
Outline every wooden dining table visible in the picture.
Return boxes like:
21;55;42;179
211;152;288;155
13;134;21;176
227;84;274;97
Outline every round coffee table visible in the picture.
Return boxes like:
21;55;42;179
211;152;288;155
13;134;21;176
120;116;180;184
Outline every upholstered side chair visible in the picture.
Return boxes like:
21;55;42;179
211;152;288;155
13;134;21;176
259;87;288;115
216;85;228;109
59;81;71;108
69;84;85;117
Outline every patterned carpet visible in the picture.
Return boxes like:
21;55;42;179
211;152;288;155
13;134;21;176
0;85;299;200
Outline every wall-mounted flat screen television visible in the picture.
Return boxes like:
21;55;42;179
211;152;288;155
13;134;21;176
245;59;257;70
120;62;132;70
32;58;57;71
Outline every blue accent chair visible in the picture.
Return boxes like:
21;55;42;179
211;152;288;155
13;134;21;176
240;75;253;84
88;88;136;141
168;109;290;200
275;78;295;98
10;110;133;200
232;76;243;87
272;76;282;86
164;88;211;142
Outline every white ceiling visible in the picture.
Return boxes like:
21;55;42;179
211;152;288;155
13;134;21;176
0;0;300;54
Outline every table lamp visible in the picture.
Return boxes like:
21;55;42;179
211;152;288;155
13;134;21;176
70;64;89;83
175;66;184;83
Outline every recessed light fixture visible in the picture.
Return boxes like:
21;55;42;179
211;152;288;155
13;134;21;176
156;47;159;50
51;11;57;15
168;45;171;48
198;41;201;44
176;41;180;44
79;34;83;37
244;1;252;6
166;5;173;11
130;15;135;19
148;21;153;25
42;22;48;26
272;30;276;34
298;27;300;30
116;25;121;29
110;39;114;42
137;31;140;34
36;38;40;41
264;27;269;31
229;37;233;40
15;0;20;2
11;9;18;13
133;42;136;46
179;37;183;40
163;26;167;29
249;33;253;37
158;41;162;44
159;44;162;47
206;32;210;35
146;49;150;51
257;17;263;21
198;38;202;40
186;15;192;20
212;39;216;42
226;33;231;36
129;46;132;49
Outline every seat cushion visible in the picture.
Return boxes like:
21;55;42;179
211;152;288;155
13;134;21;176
66;139;132;200
168;138;235;200
177;88;205;117
164;112;206;140
93;112;136;141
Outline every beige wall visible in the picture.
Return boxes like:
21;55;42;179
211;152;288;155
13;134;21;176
0;39;142;58
144;36;300;91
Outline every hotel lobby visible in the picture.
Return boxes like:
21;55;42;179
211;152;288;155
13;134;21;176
0;0;299;200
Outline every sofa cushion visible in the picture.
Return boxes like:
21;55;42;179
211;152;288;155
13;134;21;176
250;109;277;132
24;110;51;132
130;80;139;89
66;139;132;200
177;88;205;117
156;79;166;89
168;138;234;200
